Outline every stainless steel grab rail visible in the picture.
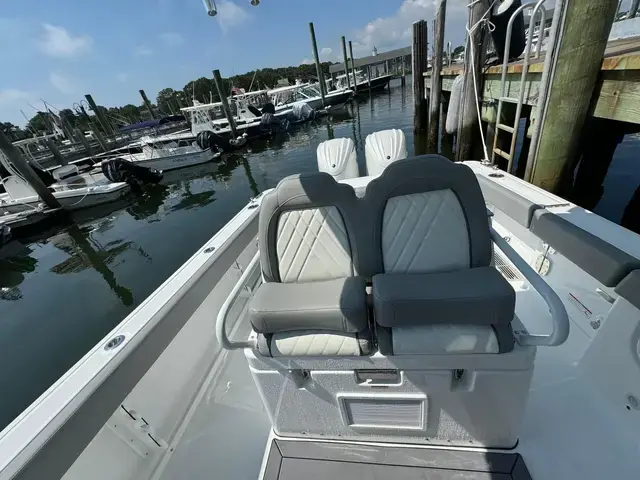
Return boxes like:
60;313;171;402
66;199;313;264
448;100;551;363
216;252;260;350
490;227;570;347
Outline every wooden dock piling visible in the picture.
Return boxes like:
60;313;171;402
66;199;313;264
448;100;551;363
45;137;66;166
85;94;114;136
309;22;327;107
92;127;108;152
527;1;618;191
349;41;358;94
412;20;429;132
212;69;238;138
341;36;352;89
0;130;61;209
139;90;157;120
428;0;447;153
74;128;93;157
455;0;488;161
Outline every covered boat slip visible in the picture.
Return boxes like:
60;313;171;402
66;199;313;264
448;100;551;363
1;160;640;480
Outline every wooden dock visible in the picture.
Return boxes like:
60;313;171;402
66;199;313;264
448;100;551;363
424;36;640;127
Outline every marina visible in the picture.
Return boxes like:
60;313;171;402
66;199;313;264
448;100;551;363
2;1;640;479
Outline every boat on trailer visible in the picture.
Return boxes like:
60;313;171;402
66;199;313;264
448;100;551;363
1;129;640;480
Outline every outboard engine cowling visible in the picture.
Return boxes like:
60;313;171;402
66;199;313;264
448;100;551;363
364;129;407;176
101;158;163;191
316;137;359;181
290;102;315;123
197;130;230;153
490;0;526;61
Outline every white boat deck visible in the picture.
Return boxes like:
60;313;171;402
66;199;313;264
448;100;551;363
149;229;640;479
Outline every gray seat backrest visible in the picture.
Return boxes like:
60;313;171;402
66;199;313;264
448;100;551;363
258;172;363;283
364;155;492;275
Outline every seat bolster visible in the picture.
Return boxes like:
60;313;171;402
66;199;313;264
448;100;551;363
249;276;368;334
269;331;367;356
372;267;515;328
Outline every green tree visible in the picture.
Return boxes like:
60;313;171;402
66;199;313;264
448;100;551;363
27;112;52;134
183;77;215;105
156;88;180;114
1;122;27;141
452;45;464;57
120;104;142;123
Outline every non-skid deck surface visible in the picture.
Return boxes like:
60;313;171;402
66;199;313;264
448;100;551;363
264;439;532;479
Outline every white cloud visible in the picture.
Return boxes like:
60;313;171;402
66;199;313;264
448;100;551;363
217;0;250;34
159;32;184;47
49;72;76;95
133;45;153;57
39;24;92;58
0;88;35;106
116;73;129;83
350;0;467;57
320;47;332;56
300;58;312;65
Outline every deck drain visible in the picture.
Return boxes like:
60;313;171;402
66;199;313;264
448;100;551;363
104;335;125;351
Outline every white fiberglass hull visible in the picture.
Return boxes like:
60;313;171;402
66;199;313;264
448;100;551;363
121;150;219;172
4;157;640;480
0;182;130;213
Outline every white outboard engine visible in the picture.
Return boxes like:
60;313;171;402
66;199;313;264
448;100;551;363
291;102;315;122
316;137;359;181
365;129;407;176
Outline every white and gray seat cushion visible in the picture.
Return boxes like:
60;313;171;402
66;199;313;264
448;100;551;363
364;155;516;354
250;172;371;356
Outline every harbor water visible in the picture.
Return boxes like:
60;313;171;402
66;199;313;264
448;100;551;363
1;78;639;430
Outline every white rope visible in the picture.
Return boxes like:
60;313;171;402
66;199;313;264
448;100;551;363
464;0;497;163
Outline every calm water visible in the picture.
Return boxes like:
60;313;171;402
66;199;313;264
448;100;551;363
1;78;639;430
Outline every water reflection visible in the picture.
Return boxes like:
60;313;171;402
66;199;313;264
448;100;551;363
0;81;418;430
0;244;36;301
51;225;135;306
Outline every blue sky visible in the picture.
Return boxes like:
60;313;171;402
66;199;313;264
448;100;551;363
0;0;469;126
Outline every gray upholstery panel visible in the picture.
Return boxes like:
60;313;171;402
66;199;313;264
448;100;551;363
530;210;640;286
259;172;365;282
391;324;499;354
372;268;515;328
276;206;352;282
382;190;470;273
270;331;363;356
365;155;492;275
249;276;368;334
477;175;542;227
615;270;640;311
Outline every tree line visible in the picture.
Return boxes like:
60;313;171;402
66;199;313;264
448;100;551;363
2;62;333;141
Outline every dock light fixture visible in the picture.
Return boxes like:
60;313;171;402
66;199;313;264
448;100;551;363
203;0;217;16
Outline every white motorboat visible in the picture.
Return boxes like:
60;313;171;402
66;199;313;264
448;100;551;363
2;129;640;480
182;85;352;138
96;133;221;172
334;70;393;93
181;94;284;138
0;162;130;214
268;83;353;111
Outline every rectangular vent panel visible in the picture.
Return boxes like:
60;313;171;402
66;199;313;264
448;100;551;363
342;397;425;429
493;250;524;281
